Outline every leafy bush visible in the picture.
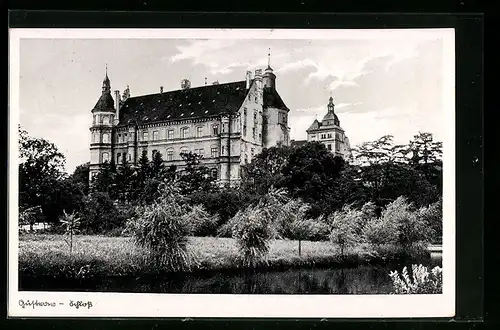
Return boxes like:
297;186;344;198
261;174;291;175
417;198;442;243
130;184;193;272
80;192;126;234
389;264;442;294
383;196;432;247
183;204;220;237
362;217;399;246
328;205;363;255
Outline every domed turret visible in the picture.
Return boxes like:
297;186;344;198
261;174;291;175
262;48;276;89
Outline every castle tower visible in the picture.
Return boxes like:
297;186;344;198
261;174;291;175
89;65;117;181
261;49;290;148
262;48;276;89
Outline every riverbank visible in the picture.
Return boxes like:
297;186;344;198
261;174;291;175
19;234;431;279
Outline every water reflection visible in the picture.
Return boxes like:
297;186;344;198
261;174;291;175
21;254;442;294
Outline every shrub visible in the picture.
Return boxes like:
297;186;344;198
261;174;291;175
417;198;442;243
328;205;362;255
362;216;399;246
389;264;443;294
80;192;126;234
232;206;275;268
383;196;432;248
183;204;220;237
130;184;193;272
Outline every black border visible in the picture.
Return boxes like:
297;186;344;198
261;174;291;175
5;9;484;329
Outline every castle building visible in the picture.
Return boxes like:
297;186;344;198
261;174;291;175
291;96;352;160
89;58;291;185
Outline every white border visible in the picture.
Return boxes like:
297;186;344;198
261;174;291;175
8;28;455;318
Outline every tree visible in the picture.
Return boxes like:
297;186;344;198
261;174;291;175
328;205;363;256
80;191;125;234
70;162;90;195
352;135;440;208
90;160;117;197
240;146;292;194
114;158;137;204
18;126;67;223
178;151;215;195
282;142;345;206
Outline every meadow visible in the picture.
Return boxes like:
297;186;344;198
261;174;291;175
18;233;415;279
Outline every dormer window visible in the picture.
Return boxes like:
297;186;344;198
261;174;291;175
103;116;110;125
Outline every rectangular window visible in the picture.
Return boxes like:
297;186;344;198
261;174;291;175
211;147;219;158
153;131;159;141
212;125;219;136
118;134;122;142
166;150;174;161
311;134;316;140
167;129;174;140
124;133;128;141
336;143;340;152
143;131;148;141
328;133;332;139
128;153;131;161
252;127;256;139
327;144;332;151
196;127;203;138
251;148;255;157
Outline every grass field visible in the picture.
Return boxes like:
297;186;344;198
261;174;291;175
18;234;416;278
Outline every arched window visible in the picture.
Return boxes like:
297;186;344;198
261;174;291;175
102;133;109;143
180;127;189;139
103;116;110;125
166;149;174;161
180;147;189;156
117;153;122;163
102;152;109;163
211;168;218;179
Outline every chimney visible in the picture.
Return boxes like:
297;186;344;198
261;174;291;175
160;86;163;94
114;90;120;125
245;70;252;89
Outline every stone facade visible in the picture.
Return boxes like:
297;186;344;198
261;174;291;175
89;64;291;185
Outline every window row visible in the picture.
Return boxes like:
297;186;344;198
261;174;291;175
326;143;341;152
92;115;112;125
140;125;219;142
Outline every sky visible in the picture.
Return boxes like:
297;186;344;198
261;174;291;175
16;29;452;174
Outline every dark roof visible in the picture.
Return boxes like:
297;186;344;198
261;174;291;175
306;119;320;132
290;140;308;148
322;111;339;124
118;81;248;126
263;87;289;111
92;92;116;113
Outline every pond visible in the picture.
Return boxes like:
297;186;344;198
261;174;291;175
20;253;442;294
